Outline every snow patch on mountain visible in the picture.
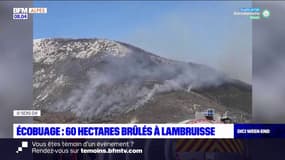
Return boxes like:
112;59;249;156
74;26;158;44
34;38;131;64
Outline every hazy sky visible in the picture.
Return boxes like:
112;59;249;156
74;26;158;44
33;1;252;83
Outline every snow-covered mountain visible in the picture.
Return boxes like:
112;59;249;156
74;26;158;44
33;38;251;123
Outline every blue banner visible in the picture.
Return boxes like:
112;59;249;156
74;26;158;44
234;124;285;138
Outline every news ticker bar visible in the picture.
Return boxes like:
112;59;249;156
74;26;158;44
13;124;285;139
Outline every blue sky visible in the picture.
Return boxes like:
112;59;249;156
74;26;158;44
33;1;252;82
34;1;184;39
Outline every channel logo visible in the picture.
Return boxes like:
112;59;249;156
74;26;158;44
13;8;28;20
12;7;47;20
262;9;271;18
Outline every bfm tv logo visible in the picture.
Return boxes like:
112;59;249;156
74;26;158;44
13;8;47;20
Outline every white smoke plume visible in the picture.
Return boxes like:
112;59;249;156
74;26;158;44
34;39;229;120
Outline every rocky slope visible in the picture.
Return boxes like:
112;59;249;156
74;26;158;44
33;38;251;123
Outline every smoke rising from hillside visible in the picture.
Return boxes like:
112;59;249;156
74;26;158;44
124;3;252;83
35;40;228;120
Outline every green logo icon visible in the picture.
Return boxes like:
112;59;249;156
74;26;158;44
262;9;270;18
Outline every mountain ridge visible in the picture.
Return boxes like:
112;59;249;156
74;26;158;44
33;38;251;123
